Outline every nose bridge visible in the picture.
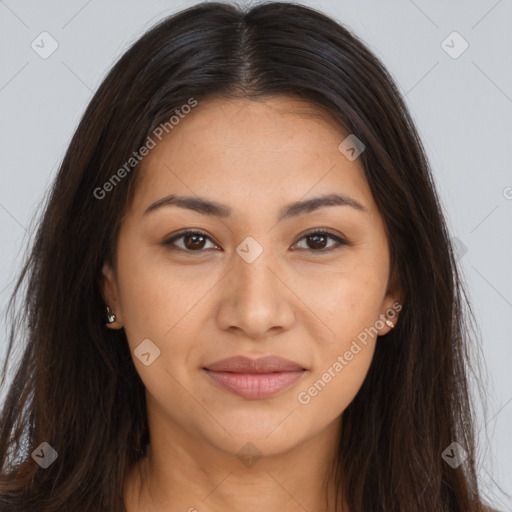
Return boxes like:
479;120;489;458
232;234;280;306
216;234;294;337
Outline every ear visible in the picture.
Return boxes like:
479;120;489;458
377;267;404;336
101;261;123;329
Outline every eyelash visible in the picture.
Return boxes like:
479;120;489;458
162;228;348;254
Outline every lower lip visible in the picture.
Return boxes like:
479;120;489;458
203;369;306;399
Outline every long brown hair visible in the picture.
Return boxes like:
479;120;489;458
0;2;491;510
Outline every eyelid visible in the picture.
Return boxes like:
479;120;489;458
162;228;349;253
292;228;349;253
163;228;220;250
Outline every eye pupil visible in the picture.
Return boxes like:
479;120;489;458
165;230;344;254
185;234;206;250
308;234;327;249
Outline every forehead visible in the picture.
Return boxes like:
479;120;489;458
153;95;348;158
131;96;375;217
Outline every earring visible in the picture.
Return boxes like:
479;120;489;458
385;319;395;329
105;306;116;325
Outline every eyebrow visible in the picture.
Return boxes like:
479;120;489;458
143;192;367;221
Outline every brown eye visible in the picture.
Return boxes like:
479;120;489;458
163;229;348;254
183;233;207;250
306;233;329;250
294;230;348;253
163;230;218;252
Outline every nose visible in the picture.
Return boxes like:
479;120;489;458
215;246;296;340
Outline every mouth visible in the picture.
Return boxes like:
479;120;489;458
202;355;307;400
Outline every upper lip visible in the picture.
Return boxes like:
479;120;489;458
204;355;305;373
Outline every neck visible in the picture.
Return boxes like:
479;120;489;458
124;416;346;512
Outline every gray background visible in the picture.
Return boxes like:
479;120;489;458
0;0;511;508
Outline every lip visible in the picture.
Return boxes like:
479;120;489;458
205;355;305;373
203;355;307;399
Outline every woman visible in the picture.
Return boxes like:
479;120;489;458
0;2;499;511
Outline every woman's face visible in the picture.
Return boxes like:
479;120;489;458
102;96;402;457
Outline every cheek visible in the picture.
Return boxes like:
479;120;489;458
296;270;381;421
119;273;171;341
301;261;387;342
295;340;375;431
294;263;385;415
115;244;216;372
114;238;183;347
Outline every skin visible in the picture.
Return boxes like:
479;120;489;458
101;95;403;512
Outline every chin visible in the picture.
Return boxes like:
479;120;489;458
196;413;309;458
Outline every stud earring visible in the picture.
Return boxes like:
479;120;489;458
385;319;395;329
105;306;117;325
